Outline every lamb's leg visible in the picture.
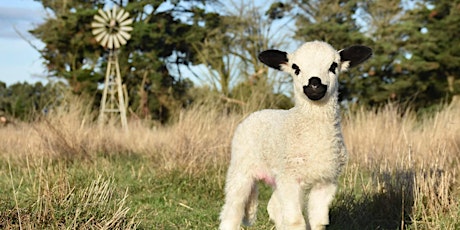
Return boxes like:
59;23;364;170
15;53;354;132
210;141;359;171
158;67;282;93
276;180;305;230
219;171;255;230
267;190;282;228
242;182;258;226
307;183;337;230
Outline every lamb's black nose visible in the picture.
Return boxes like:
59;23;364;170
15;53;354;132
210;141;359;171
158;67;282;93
303;77;327;100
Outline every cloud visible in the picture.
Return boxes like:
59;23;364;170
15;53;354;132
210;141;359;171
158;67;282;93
0;6;44;39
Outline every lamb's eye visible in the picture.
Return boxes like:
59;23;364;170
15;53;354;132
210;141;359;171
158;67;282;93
292;64;300;75
329;62;338;74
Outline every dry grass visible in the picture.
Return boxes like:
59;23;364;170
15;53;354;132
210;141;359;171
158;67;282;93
339;104;460;229
0;96;459;228
1;96;240;172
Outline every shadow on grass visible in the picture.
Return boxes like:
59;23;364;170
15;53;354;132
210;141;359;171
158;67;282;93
329;170;416;230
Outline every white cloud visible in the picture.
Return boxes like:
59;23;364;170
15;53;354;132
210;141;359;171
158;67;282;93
0;1;46;85
0;5;45;39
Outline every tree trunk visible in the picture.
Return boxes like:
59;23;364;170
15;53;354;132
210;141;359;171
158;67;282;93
447;75;455;93
446;74;460;108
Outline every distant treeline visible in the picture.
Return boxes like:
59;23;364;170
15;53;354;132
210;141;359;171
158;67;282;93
6;0;459;121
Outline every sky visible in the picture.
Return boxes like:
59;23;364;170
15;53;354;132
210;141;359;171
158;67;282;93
0;0;46;86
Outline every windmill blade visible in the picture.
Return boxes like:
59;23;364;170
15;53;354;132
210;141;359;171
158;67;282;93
94;30;107;42
107;34;114;49
115;33;128;45
119;11;130;22
120;26;133;32
111;6;117;20
105;9;112;20
113;35;121;49
93;15;108;25
120;18;133;26
118;30;131;42
92;27;106;36
100;33;110;47
98;9;109;21
91;22;106;29
116;8;126;21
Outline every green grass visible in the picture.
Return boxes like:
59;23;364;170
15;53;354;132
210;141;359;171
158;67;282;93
2;153;458;229
0;153;276;229
0;98;459;229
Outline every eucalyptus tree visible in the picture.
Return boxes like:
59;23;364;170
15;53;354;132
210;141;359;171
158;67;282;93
190;0;293;110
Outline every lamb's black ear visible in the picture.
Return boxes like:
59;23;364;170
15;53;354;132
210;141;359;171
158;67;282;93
339;45;372;69
258;50;288;70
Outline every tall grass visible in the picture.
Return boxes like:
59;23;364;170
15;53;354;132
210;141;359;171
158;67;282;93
0;95;458;228
338;104;460;229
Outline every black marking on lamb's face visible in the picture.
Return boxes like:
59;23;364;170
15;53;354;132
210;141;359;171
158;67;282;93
303;77;327;101
292;64;300;75
329;62;338;74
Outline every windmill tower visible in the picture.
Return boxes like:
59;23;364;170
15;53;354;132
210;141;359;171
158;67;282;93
91;7;133;130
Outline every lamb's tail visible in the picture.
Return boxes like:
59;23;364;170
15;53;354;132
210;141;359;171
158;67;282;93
242;183;258;226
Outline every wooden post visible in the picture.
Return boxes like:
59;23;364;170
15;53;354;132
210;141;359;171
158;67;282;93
98;49;128;131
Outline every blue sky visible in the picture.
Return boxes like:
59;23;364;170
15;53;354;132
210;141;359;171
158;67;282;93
0;0;46;86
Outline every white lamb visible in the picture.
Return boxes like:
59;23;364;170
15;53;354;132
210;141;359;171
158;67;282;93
219;41;372;230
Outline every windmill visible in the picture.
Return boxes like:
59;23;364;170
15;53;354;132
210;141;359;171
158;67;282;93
91;6;133;130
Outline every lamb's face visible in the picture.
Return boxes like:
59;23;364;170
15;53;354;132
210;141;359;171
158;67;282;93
258;41;372;103
287;42;340;101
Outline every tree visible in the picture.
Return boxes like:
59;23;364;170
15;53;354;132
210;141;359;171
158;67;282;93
292;0;366;46
31;0;105;94
0;81;65;120
257;0;460;110
190;1;293;110
349;0;410;107
31;0;218;122
401;0;460;108
289;0;451;110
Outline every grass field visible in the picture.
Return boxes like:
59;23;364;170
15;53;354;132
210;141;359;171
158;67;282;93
0;97;459;229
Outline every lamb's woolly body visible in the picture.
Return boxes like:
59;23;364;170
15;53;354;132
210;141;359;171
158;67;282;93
231;104;346;187
219;41;372;230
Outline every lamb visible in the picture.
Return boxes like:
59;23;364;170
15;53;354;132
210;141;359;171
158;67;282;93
219;41;372;230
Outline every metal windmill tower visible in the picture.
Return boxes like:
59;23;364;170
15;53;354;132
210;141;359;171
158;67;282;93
91;6;133;130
